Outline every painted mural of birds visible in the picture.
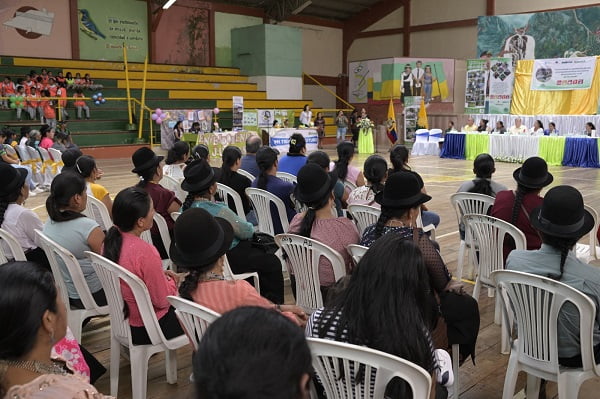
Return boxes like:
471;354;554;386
78;9;105;40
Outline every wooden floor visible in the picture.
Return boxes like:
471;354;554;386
24;148;600;398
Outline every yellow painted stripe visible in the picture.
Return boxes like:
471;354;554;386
62;69;248;82
118;80;257;91
12;57;240;75
170;90;266;100
216;100;312;109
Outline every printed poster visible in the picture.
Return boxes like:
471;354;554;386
465;59;488;114
403;96;421;142
530;57;596;91
242;110;258;133
232;96;244;131
488;57;514;114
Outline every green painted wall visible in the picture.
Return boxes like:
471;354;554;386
215;12;262;67
231;24;302;77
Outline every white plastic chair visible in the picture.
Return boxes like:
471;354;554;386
307;337;432;399
344;180;358;193
160;174;186;203
346;244;368;266
275;234;345;314
26;145;52;187
427;128;444;156
0;228;27;264
411;129;430;156
35;230;109;342
449;192;496;281
246;187;290;237
47;147;64;173
16;145;43;187
86;251;188;399
347;204;380;236
237;168;255;181
38;147;59;178
216;183;247;221
82;195;113;232
492;270;600;399
463;214;526;354
138;213;173;271
222;254;260;293
576;204;599;263
171;211;181;221
276;171;297;184
415;212;437;240
167;296;220;351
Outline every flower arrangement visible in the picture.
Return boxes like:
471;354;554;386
357;117;375;130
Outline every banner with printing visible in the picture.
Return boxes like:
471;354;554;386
530;57;596;91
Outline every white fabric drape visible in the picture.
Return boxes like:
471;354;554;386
468;114;600;136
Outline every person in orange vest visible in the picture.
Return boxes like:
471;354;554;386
26;86;42;121
1;76;16;109
56;83;69;121
73;88;90;120
47;78;58;97
41;90;56;128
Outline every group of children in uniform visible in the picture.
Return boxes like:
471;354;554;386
0;68;103;126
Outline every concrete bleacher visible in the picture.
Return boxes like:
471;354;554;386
0;56;318;152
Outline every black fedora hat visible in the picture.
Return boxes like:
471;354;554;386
530;185;594;238
513;156;553;189
0;163;27;196
181;159;215;192
170;208;234;269
294;163;336;204
131;147;164;174
375;171;431;208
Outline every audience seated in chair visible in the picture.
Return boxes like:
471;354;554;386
172;208;306;325
0;261;113;398
506;185;600;367
348;154;388;208
330;141;365;191
71;155;113;218
194;307;312;399
251;146;296;235
182;160;284;304
288;163;359;299
218;146;253;219
360;172;480;362
240;135;261;177
163;141;189;180
278;133;308;176
102;187;184;345
306;151;346;216
43;173;106;310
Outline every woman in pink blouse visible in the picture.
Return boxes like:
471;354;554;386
288;163;360;296
102;186;184;344
172;208;307;326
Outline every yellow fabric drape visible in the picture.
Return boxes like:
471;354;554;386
511;57;600;115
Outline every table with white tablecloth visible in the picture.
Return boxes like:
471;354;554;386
488;134;540;162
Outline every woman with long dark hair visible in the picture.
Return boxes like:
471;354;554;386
347;154;387;207
457;153;506;197
0;164;49;269
42;173;106;309
163;140;189;179
491;156;553;261
288;164;359;293
506;185;600;367
251;146;296;234
349;109;360;147
0;262;113;398
278;133;307;175
218;146;252;217
103;187;184;344
360;172;480;363
73;155;112;217
331;141;365;190
172;208;305;325
307;236;442;397
306;151;347;216
182;159;285;304
131;147;181;258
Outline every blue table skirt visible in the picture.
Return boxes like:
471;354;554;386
440;133;466;159
562;137;599;168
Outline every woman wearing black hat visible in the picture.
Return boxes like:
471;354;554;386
506;185;600;367
288;163;359;294
0;163;49;269
131;147;181;259
103;187;184;344
181;159;285;304
173;208;306;325
491;156;553;261
360;172;480;362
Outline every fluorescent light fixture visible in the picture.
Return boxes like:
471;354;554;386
162;0;177;9
291;0;312;15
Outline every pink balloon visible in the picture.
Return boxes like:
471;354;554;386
213;107;220;115
155;108;162;115
151;113;158;120
156;118;163;124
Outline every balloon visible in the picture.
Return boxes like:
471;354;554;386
155;108;162;115
213;107;220;115
95;100;101;105
9;102;16;109
92;94;98;100
178;115;185;122
101;98;106;104
151;113;158;121
9;96;16;103
96;92;103;98
156;118;162;124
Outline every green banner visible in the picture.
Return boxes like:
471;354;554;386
77;0;148;62
465;59;488;114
